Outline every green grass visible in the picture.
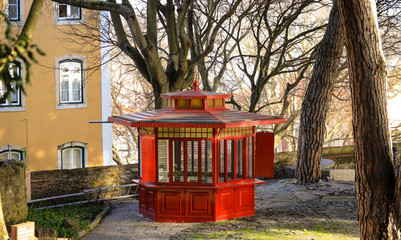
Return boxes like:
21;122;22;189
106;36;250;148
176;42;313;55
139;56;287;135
27;203;105;239
182;219;359;240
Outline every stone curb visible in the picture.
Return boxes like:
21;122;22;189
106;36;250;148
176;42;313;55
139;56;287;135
77;203;111;239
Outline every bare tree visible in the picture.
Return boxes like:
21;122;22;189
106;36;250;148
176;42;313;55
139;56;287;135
338;0;400;238
110;52;154;164
52;0;243;109
231;0;325;114
296;0;344;183
295;0;401;183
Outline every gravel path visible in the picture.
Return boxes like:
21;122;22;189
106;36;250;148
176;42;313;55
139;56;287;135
81;179;358;240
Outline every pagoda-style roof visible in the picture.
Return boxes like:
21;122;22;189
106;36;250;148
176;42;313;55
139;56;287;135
108;108;285;128
161;90;231;99
108;81;285;128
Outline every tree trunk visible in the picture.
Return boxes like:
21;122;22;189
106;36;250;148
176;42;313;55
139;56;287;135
0;193;8;240
112;142;122;165
296;0;344;183
338;0;395;239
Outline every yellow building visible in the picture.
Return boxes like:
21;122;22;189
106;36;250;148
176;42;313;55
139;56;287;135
0;0;113;171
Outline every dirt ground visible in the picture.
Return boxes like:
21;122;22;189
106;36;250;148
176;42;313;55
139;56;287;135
171;179;358;240
81;179;358;240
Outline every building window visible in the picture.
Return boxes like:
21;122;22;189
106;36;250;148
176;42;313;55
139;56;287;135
58;142;88;169
55;55;87;109
0;145;25;161
60;60;83;104
55;3;83;25
0;61;25;112
61;147;84;169
0;62;21;107
57;3;81;20
6;0;20;21
5;0;23;25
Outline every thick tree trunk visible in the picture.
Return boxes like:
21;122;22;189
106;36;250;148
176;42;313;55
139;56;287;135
0;193;8;240
338;0;395;239
296;0;344;183
248;87;262;113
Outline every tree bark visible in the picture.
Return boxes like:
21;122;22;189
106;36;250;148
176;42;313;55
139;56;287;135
296;0;344;183
338;0;395;239
0;192;8;240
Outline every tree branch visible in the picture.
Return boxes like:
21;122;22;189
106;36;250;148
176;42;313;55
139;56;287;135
189;0;242;68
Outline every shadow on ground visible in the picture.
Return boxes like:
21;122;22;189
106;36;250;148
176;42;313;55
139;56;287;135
171;179;359;240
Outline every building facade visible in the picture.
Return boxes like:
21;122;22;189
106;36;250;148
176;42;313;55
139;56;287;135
0;0;113;171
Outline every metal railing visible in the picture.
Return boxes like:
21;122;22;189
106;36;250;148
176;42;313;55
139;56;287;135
28;184;138;209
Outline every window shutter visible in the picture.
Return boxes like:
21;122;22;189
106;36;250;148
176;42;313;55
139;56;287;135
72;148;82;168
62;149;71;169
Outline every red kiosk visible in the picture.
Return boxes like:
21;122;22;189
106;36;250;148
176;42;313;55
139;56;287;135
108;82;285;222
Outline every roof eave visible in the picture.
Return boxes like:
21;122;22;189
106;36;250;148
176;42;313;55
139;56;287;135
108;116;286;129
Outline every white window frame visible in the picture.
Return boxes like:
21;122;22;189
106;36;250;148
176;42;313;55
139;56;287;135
55;55;87;110
59;61;83;104
54;2;84;25
0;145;26;162
0;60;26;112
57;141;88;169
5;0;24;25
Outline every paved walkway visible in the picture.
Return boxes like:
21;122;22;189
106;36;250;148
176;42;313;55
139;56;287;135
81;179;357;240
80;199;194;240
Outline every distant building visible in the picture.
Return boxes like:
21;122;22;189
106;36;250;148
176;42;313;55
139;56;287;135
0;0;113;171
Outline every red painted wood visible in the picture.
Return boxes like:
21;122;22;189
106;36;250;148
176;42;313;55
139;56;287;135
160;191;183;215
236;187;253;212
188;192;210;214
133;179;262;222
216;188;235;218
138;186;156;221
108;108;286;129
111;85;286;223
255;131;275;178
140;135;156;183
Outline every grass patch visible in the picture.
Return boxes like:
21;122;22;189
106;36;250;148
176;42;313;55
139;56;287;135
189;233;224;239
27;203;105;239
181;218;358;240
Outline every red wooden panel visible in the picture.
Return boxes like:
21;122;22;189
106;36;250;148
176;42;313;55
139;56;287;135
189;192;209;213
237;187;253;212
141;135;156;183
139;187;146;209
220;192;233;211
216;188;235;219
148;190;155;212
255;131;275;178
138;187;156;221
160;191;183;215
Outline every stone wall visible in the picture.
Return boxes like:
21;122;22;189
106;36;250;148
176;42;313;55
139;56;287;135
30;164;138;200
273;146;356;178
0;160;28;223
